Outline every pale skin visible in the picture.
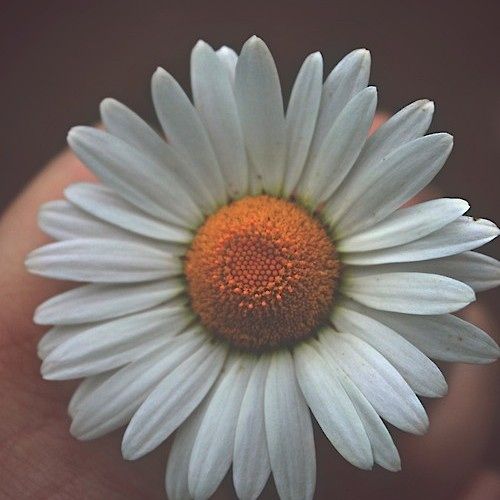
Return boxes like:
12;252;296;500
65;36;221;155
0;115;498;499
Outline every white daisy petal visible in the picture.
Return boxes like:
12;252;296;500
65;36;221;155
320;330;429;434
39;200;152;243
41;305;192;380
307;48;371;162
68;369;118;418
70;328;206;440
298;86;377;207
342;270;475;314
265;350;315;500
356;99;434;169
100;98;221;217
65;183;192;245
122;341;228;460
330;133;453;238
233;355;272;500
151;67;227;205
282;52;323;198
342;216;499;265
329;360;401;471
346;251;500;293
38;324;90;360
166;392;211;500
235;36;286;195
446;251;500;292
100;98;172;165
26;238;180;283
188;355;253;499
191;41;249;199
34;280;184;325
356;306;500;364
39;199;182;255
333;302;447;397
67;127;203;228
337;198;469;252
324;99;434;225
294;341;373;469
216;46;238;84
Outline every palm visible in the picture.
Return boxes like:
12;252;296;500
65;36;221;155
1;147;498;500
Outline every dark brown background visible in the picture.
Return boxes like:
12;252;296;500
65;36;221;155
2;0;498;311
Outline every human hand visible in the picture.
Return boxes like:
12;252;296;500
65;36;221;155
0;115;498;500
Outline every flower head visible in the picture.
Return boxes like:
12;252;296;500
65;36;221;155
27;36;500;500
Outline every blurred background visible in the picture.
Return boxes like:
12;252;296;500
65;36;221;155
2;0;498;311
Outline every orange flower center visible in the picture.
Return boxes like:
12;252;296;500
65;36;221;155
185;195;340;350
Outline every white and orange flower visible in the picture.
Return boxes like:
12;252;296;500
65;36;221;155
27;36;499;500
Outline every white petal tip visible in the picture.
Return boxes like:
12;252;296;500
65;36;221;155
74;431;95;442
385;460;402;472
67;126;90;145
456;198;471;212
308;51;323;61
439;380;449;396
414;418;430;435
357;460;375;471
429;382;449;398
153;67;169;80
25;256;43;275
99;97;118;110
32;308;45;325
121;440;144;461
466;288;477;305
193;40;212;55
40;364;56;380
474;355;500;365
351;48;371;65
243;35;267;52
421;100;435;112
487;344;500;360
188;484;214;500
442;133;454;146
472;218;500;234
69;423;85;440
66;127;79;142
247;34;262;44
121;447;135;461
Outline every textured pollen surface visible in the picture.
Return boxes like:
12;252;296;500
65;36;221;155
185;195;340;350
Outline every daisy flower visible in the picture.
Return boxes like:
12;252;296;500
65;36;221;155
26;36;500;500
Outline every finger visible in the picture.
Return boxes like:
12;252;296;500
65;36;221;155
369;111;390;135
459;469;500;500
0;150;169;498
0;148;95;337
